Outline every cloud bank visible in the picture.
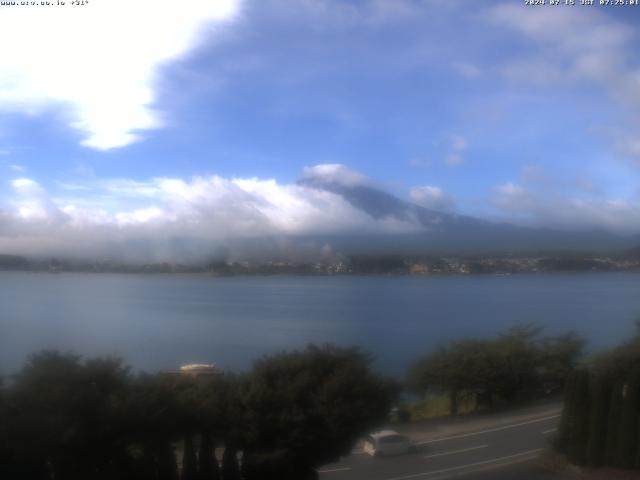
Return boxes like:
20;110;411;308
0;0;241;150
492;179;640;235
3;162;640;262
0;165;421;261
409;186;455;213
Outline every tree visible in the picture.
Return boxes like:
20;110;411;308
605;381;624;466
408;344;456;413
555;326;640;470
125;374;184;480
238;344;396;478
408;339;494;414
181;435;197;480
618;375;640;469
409;325;584;415
240;450;287;480
9;351;134;480
594;322;640;382
566;369;590;466
220;447;241;480
556;369;577;455
488;325;542;403
556;369;591;464
538;332;585;395
197;433;220;480
156;442;180;480
198;375;242;451
586;375;611;467
0;378;9;476
2;345;395;479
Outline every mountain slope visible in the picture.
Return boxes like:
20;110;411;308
298;177;638;254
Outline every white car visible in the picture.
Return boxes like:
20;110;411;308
363;430;416;457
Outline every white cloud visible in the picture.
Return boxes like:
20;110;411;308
445;153;464;167
450;134;466;152
492;181;640;234
489;5;630;58
409;185;455;212
10;177;69;223
412;133;467;168
0;165;422;260
490;6;630;86
451;62;481;79
57;182;92;192
489;4;640;165
444;133;467;166
115;206;168;226
493;182;535;212
0;0;241;150
302;163;372;187
12;178;42;194
103;179;162;198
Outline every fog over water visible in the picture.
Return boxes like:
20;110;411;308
1;271;639;376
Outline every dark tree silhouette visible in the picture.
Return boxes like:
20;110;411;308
238;345;395;478
408;326;584;413
197;432;220;480
156;442;180;480
182;435;198;480
618;375;640;469
566;369;590;466
605;381;624;467
8;351;134;480
221;447;241;480
0;345;393;479
586;375;611;467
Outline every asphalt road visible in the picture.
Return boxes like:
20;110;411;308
318;408;561;480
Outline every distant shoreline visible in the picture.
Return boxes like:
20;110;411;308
2;268;640;277
3;251;640;276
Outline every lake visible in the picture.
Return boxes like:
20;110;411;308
1;272;639;376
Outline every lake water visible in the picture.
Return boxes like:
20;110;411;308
1;272;639;377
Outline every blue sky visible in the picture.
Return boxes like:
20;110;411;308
1;0;640;258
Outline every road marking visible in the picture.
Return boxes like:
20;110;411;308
542;428;557;434
424;453;541;480
318;467;352;473
416;414;560;445
423;444;488;459
384;448;543;480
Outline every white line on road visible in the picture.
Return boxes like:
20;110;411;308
542;428;557;434
416;414;560;445
318;467;352;473
384;448;543;480
423;444;488;459
425;453;542;480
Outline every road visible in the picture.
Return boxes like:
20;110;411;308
318;405;562;480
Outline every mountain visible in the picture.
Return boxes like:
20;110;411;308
297;177;639;255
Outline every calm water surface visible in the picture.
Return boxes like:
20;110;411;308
1;272;639;376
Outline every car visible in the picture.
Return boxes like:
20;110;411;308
363;430;416;457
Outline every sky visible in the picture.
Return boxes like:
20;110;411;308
1;0;640;260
